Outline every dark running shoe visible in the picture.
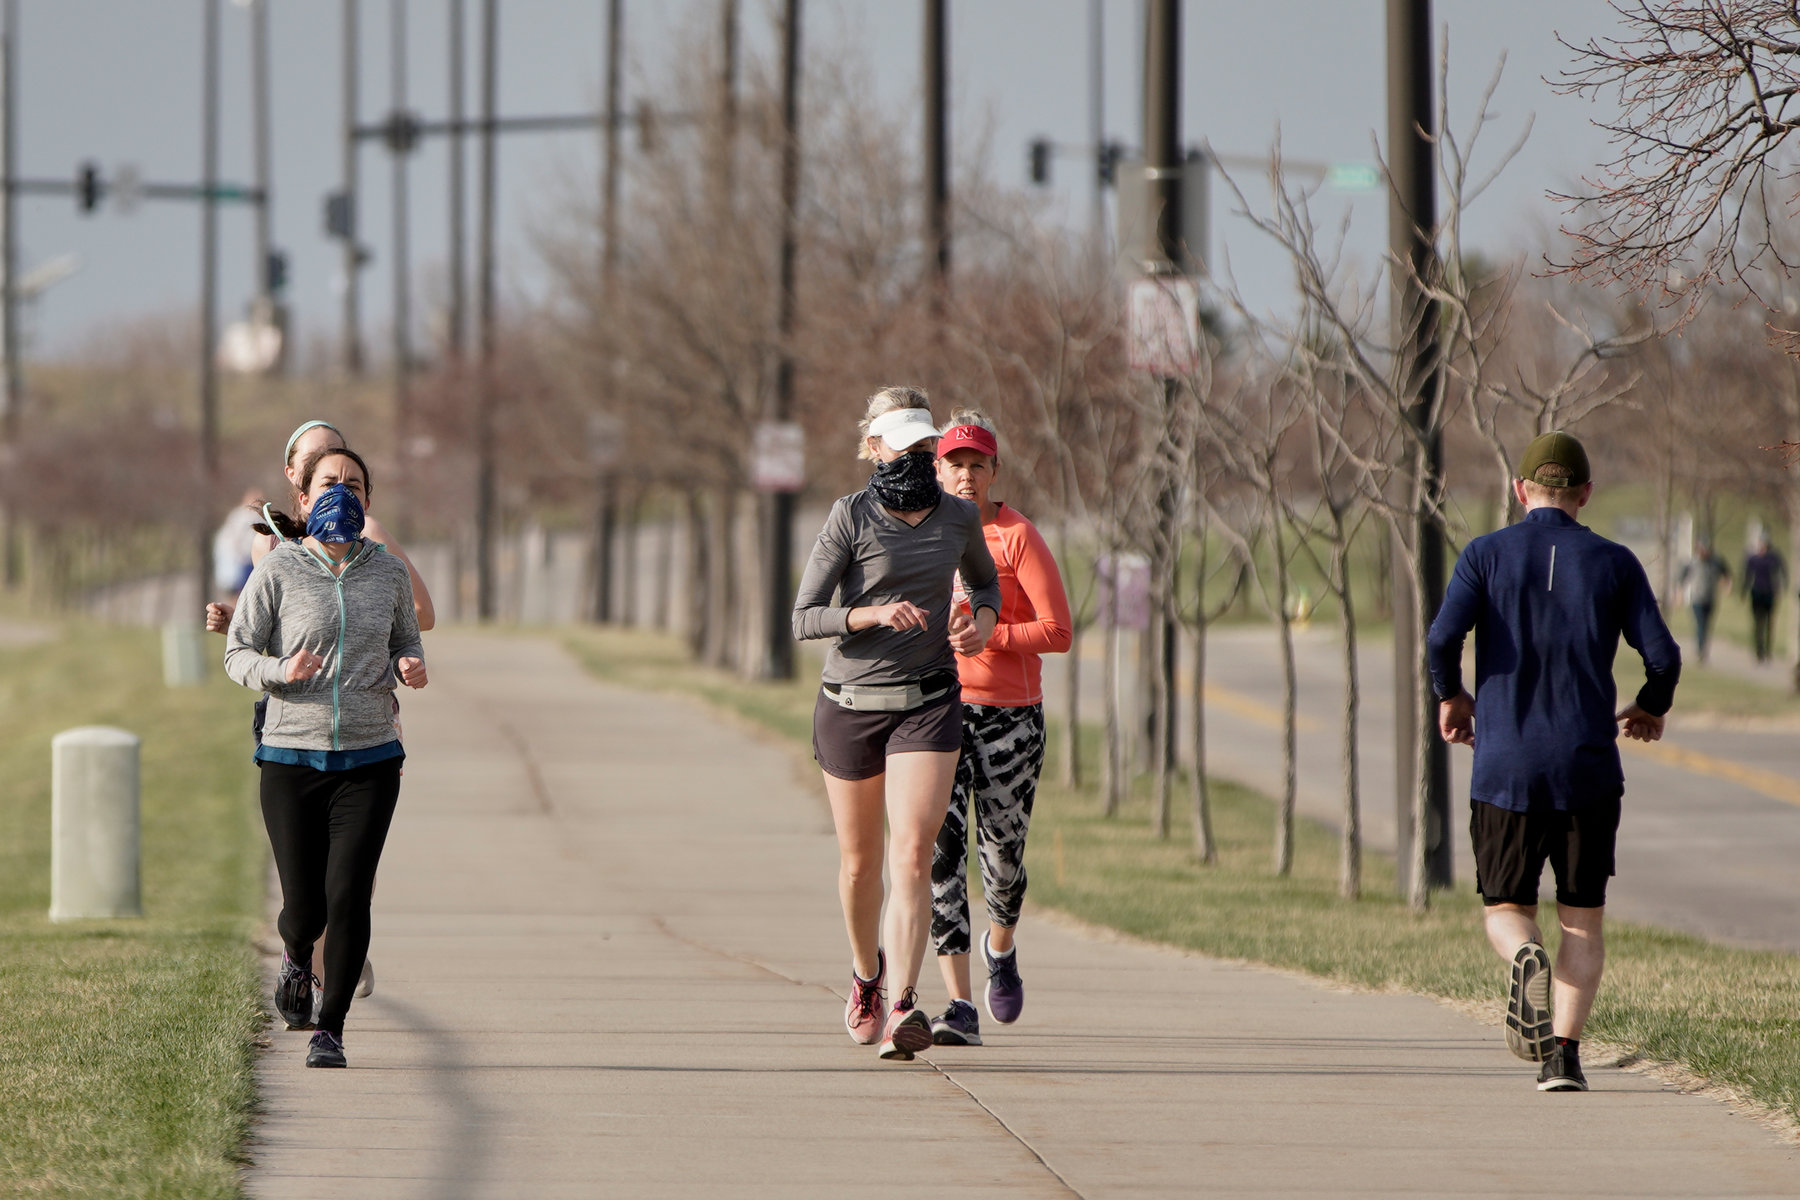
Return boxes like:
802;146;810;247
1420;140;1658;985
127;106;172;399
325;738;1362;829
879;988;933;1061
983;932;1024;1025
305;1030;347;1069
1505;941;1554;1062
275;951;319;1031
931;999;983;1046
1537;1045;1588;1092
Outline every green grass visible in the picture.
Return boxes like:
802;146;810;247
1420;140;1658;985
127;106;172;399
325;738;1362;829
565;625;1800;1126
0;623;265;1199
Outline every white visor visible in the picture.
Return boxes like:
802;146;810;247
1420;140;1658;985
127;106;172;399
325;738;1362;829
867;408;940;451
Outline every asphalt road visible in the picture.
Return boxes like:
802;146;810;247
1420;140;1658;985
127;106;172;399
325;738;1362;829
1044;623;1800;953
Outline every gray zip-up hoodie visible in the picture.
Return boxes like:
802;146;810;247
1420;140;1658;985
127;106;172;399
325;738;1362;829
224;538;424;753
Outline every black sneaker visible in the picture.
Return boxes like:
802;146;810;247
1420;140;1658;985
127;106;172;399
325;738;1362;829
305;1029;347;1068
274;951;319;1031
1537;1044;1588;1092
931;999;983;1046
1504;941;1553;1062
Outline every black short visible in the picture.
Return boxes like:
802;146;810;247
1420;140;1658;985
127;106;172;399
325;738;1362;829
1469;796;1621;909
811;684;962;781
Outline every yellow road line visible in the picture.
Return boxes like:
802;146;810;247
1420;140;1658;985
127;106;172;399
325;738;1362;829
1202;684;1326;734
1621;739;1800;809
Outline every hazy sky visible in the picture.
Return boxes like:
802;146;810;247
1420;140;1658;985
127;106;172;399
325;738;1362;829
12;0;1622;361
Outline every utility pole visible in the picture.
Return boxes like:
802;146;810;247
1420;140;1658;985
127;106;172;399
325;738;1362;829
447;0;465;357
924;0;949;293
197;0;221;614
250;0;271;310
390;0;412;462
0;0;18;590
1089;0;1105;242
474;0;498;620
1386;0;1451;900
1143;0;1181;821
589;0;622;624
341;0;364;374
760;0;802;680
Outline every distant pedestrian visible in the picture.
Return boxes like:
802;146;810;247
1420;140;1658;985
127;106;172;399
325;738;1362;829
225;445;426;1069
212;488;265;599
1741;536;1786;663
792;386;1001;1062
1429;430;1680;1092
1678;540;1730;664
925;410;1071;1047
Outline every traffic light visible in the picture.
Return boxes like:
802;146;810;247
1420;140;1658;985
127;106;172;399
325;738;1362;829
1028;138;1052;186
76;161;102;214
1098;140;1125;187
265;249;289;296
324;190;354;240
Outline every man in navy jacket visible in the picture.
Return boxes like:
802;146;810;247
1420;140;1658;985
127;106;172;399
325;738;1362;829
1428;430;1680;1093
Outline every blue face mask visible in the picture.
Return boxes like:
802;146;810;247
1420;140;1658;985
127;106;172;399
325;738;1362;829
305;483;366;544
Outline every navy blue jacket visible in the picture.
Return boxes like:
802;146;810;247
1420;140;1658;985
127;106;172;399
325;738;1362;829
1427;507;1681;813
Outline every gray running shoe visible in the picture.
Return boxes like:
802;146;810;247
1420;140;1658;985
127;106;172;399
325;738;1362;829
983;932;1024;1024
355;957;375;999
1505;941;1554;1062
305;1030;347;1069
1537;1044;1588;1091
931;999;983;1046
274;952;318;1031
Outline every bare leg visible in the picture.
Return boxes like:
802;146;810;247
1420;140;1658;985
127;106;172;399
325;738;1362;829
988;921;1016;954
1552;905;1605;1039
823;771;887;980
937;951;972;1003
881;751;958;998
1483;902;1541;961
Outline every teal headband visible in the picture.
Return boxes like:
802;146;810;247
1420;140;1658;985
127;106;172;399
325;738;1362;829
284;419;343;466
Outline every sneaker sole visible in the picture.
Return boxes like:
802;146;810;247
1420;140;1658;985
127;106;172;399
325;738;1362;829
1505;942;1554;1062
305;1056;347;1069
879;1014;933;1060
1537;1076;1587;1092
930;1025;983;1047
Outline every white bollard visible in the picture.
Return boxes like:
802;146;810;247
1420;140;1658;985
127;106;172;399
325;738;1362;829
162;622;209;687
50;726;143;921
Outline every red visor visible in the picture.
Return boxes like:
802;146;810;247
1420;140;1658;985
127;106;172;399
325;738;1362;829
937;424;998;459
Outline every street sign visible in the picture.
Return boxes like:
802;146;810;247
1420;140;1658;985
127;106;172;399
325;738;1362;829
1128;276;1201;377
752;421;806;493
1326;163;1381;192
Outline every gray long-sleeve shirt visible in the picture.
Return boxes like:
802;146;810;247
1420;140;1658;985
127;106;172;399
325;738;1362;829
224;538;424;753
793;490;1001;687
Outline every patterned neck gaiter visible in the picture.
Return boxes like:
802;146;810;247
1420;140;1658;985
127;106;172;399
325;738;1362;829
305;483;366;544
866;450;942;512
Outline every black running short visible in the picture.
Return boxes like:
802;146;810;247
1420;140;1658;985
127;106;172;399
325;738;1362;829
1469;796;1621;909
811;683;962;781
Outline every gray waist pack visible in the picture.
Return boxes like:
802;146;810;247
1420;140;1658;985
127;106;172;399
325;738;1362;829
826;675;954;713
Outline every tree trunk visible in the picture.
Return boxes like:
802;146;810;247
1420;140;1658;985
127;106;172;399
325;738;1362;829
1101;550;1123;817
654;495;674;631
1271;511;1298;877
685;489;709;658
1333;532;1362;900
1062;624;1083;788
1190;603;1216;864
620;489;641;627
1151;568;1174;840
704;487;737;668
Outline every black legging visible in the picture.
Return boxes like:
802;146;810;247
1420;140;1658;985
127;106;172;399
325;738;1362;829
259;758;402;1035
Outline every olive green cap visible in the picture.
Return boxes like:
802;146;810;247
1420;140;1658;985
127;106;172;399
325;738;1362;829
1517;430;1590;487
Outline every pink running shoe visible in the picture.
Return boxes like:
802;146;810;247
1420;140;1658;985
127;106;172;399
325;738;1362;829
878;987;933;1061
845;950;886;1045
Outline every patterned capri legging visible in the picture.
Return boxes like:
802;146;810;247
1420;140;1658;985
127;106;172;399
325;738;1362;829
931;702;1046;957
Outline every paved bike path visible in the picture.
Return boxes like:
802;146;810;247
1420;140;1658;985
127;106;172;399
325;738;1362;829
248;630;1800;1198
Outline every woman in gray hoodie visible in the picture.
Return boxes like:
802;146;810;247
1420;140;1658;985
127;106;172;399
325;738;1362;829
224;445;426;1069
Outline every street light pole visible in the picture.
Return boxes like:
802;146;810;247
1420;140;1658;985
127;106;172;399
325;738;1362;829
1386;0;1451;900
924;0;949;294
341;0;364;374
447;0;465;358
761;0;802;680
590;0;622;624
198;0;221;613
250;0;271;310
390;0;412;465
474;0;498;620
0;0;18;590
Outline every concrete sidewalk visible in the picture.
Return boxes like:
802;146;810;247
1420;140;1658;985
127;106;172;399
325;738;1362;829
249;631;1800;1199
